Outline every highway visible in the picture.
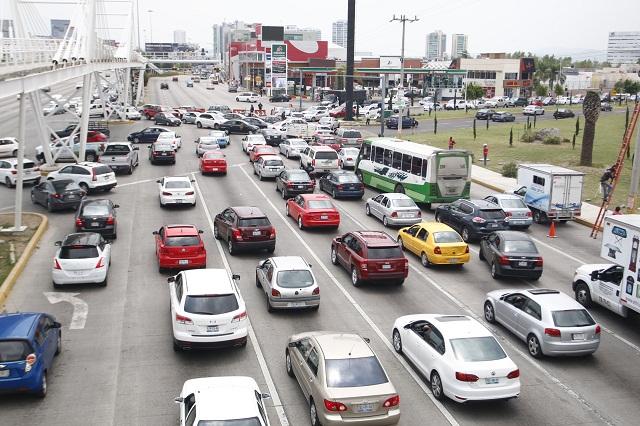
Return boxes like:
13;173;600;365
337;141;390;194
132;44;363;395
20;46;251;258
1;76;639;426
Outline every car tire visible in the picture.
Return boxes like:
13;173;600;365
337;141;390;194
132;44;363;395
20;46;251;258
55;330;62;356
127;166;133;175
98;276;107;287
79;182;89;193
36;371;47;398
527;334;543;358
461;227;471;242
5;177;14;188
228;239;236;256
266;294;274;313
484;301;496;323
173;340;181;352
12;149;18;157
285;349;295;377
382;216;389;227
298;216;304;230
258;172;264;181
575;282;592;308
331;247;338;265
430;371;444;401
351;266;361;287
196;122;202;128
421;252;431;267
479;247;485;261
392;329;403;353
281;188;287;199
310;398;320;426
46;199;53;212
491;262;500;279
85;153;96;162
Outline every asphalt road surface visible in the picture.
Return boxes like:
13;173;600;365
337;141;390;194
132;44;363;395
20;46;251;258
1;76;639;426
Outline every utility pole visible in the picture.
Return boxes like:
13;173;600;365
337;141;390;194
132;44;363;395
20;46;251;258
390;14;419;136
345;0;356;121
628;122;640;212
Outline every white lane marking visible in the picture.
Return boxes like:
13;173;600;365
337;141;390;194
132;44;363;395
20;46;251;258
44;292;88;330
236;165;460;426
116;165;243;188
332;200;614;425
191;173;290;426
529;236;587;265
0;205;15;212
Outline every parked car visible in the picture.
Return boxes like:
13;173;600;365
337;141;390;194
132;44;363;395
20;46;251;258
299;145;340;176
186;80;193;88
553;108;575;119
475;109;496;120
269;93;291;102
484;288;601;357
286;194;340;229
52;232;111;287
491;111;515;122
319;170;364;199
47;162;116;193
169;269;247;350
397;222;469;267
279;138;308;158
600;102;613;112
0;158;41;188
259;128;285;147
140;104;162;119
285;331;400;425
513;97;528;107
249;145;279;163
435;199;507;242
253;155;285;180
484;194;532;229
386;115;418;129
127;126;170;143
523;105;545;116
276;169;315;199
227;84;238;92
236;92;259;102
242;134;267;153
31;179;85;211
154;224;206;272
74;198;119;238
0;312;61;397
214;206;276;255
0;137;19;157
220;119;259;135
392;314;520;402
256;256;319;311
160;82;169;90
154;112;181;126
479;231;543;280
158;176;196;207
98;142;139;174
365;193;422;227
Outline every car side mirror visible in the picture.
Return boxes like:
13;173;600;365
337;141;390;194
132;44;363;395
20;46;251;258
288;341;297;348
190;179;195;183
257;260;266;268
113;204;120;208
335;237;342;243
242;137;247;141
261;393;271;400
232;274;240;281
152;231;158;235
590;271;598;281
156;179;161;183
198;230;204;234
52;321;62;328
54;241;62;246
174;397;183;404
167;276;175;283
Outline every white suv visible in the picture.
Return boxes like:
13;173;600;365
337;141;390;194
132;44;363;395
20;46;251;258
169;269;248;350
195;112;227;130
0;137;19;157
236;92;259;103
46;162;116;192
299;146;339;176
0;158;41;187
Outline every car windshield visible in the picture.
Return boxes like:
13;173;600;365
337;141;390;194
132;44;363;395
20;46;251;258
342;131;361;138
433;231;463;243
264;160;283;167
0;340;33;362
315;151;338;160
94;166;113;175
367;246;403;259
82;204;110;216
288;172;310;182
503;240;538;253
342;149;360;156
392;198;416;208
552;309;596;327
307;200;333;209
479;209;506;220
337;174;359;183
184;294;239;315
52;180;80;192
238;217;270;227
450;337;507;362
276;270;314;288
197;419;262;426
165;181;191;189
165;236;200;247
499;198;527;209
325;356;389;388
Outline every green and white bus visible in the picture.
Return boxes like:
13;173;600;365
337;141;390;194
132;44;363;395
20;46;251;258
355;138;472;207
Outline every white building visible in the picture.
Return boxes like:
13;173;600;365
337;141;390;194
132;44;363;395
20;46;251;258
607;31;640;65
332;20;348;48
284;25;321;41
425;30;447;61
451;34;468;59
454;57;534;98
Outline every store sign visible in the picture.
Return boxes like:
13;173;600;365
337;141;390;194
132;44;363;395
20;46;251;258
264;52;272;88
271;44;288;91
503;79;533;88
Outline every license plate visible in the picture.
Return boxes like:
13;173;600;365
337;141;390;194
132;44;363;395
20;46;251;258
381;264;391;270
211;168;218;171
320;215;328;220
0;370;9;378
488;223;497;228
175;200;183;203
485;377;499;384
207;325;218;333
68;195;77;199
448;258;458;264
162;152;167;155
288;302;306;308
179;260;189;265
252;230;261;236
518;261;528;267
572;333;585;340
297;185;305;189
354;403;375;413
402;213;413;218
91;222;99;227
270;168;279;171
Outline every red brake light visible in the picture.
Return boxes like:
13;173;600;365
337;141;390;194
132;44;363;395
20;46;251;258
95;257;105;268
312;159;316;166
526;211;532;217
162;191;172;196
269;228;276;239
324;399;348;412
465;245;469;253
10;170;17;175
75;218;84;227
455;372;479;382
52;193;61;199
434;246;442;255
106;216;115;225
498;255;510;265
92;168;97;181
232;311;247;322
312;287;320;295
232;229;242;241
383;395;400;408
185;191;195;196
595;324;601;334
507;369;520;379
53;258;62;270
175;314;193;325
534;257;543;267
271;289;281;297
471;216;486;224
391;211;398;217
544;328;561;337
504;211;512;217
336;184;344;190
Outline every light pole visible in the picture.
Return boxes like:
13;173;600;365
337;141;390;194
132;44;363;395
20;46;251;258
390;14;419;136
147;9;154;43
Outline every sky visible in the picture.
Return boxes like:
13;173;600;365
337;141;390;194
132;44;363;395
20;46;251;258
5;0;640;60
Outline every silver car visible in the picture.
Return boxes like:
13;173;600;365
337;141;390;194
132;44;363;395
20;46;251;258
255;256;319;311
484;288;600;358
365;193;422;227
182;112;200;124
195;137;221;157
253;155;285;180
484;194;532;229
338;147;360;169
279;138;308;159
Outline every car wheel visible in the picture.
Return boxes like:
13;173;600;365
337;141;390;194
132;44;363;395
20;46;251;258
98;276;107;287
365;204;371;216
491;261;499;279
478;247;485;261
298;216;304;230
310;399;320;426
46;199;53;212
351;266;361;287
575;282;592;307
421;252;431;267
196;121;203;128
285;349;295;377
55;330;62;355
12;149;18;157
392;329;403;354
430;371;444;401
5;177;14;188
228;239;236;255
331;247;338;265
281;188;287;199
332;188;337;198
127;166;133;175
79;182;89;193
461;227;470;242
484;301;496;323
266;293;274;312
527;334;543;358
382;216;389;227
36;372;47;398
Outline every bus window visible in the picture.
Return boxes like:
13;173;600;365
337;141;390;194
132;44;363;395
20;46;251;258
374;146;384;163
402;154;412;173
421;160;428;178
361;143;371;160
412;157;422;176
393;152;402;169
383;149;393;167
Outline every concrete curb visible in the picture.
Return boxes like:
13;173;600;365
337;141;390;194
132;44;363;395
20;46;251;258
0;213;49;310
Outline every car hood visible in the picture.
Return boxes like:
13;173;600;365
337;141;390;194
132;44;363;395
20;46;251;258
575;263;613;275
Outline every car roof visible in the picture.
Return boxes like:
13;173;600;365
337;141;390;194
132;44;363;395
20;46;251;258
164;176;191;182
512;288;582;310
232;206;266;218
183;269;234;295
271;256;310;270
331;170;356;176
380;193;411;200
0;312;41;340
311;145;336;152
416;314;491;338
62;232;102;247
1;158;35;165
465;199;500;209
183;376;261;421
314;333;374;359
164;225;199;237
493;230;534;241
353;230;396;246
489;193;522;201
301;193;332;202
418;222;457;233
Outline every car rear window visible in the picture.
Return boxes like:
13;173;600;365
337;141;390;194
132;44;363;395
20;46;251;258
93;166;112;175
288;171;310;181
184;294;239;315
197;419;262;426
479;209;506;220
450;337;507;362
0;340;33;362
315;151;338;160
104;145;130;155
552;309;595;327
337;174;359;183
500;198;527;209
165;236;200;246
238;217;270;227
277;270;314;288
433;231;463;243
59;246;99;259
52;180;80;192
82;204;110;216
154;144;174;151
342;131;361;138
165;181;191;189
392;198;416;208
307;200;333;209
503;240;538;253
23;161;36;169
264;159;283;167
325;356;389;387
367;246;403;259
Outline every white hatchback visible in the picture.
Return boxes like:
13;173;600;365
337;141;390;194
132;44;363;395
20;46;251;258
158;176;196;207
156;131;182;150
0;137;19;157
253;155;285;180
169;269;248;350
47;162;116;192
52;232;111;287
255;256;319;311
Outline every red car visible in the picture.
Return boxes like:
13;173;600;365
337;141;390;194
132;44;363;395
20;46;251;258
249;145;278;163
529;99;543;106
200;151;227;175
153;224;206;272
286;194;340;229
331;231;408;286
140;104;162;119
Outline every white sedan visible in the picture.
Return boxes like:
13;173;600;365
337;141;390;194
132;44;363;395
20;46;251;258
242;134;267;153
0;137;19;157
156;131;182;150
158;176;196;207
52;232;111;287
279;138;307;158
523;105;545;116
338;147;360;169
392;314;520;403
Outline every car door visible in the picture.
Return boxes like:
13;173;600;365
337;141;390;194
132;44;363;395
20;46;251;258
39;316;57;367
369;194;384;218
33;181;47;204
399;224;420;254
57;165;78;183
336;233;353;267
519;298;542;339
155;226;164;258
301;346;320;401
257;259;272;294
592;265;624;309
414;227;429;256
402;322;429;373
495;293;528;339
481;233;499;264
379;196;392;220
438;202;458;230
290;338;313;395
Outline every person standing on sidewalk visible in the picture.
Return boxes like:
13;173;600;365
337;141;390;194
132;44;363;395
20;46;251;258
448;136;456;150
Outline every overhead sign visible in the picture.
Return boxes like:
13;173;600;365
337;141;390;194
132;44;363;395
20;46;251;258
271;43;288;91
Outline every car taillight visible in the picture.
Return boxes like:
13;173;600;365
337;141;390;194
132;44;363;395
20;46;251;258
75;218;84;227
232;311;247;322
106;216;115;225
312;287;320;295
162;191;172;196
336;184;343;190
92;168;97;181
324;399;348;412
232;229;242;241
498;255;510;265
269;228;276;239
95;257;105;268
175;314;193;325
391;211;398;217
455;372;479;382
286;182;295;188
346;157;353;161
434;246;442;255
25;353;37;372
534;257;543;267
471;216;486;224
53;258;62;270
383;395;400;408
465;245;469;254
504;211;512;217
312;159;316;166
52;193;61;199
507;369;520;379
544;328;561;337
185;191;194;195
526;211;532;217
360;262;368;270
10;170;17;175
595;324;601;334
271;289;281;297
416;210;421;216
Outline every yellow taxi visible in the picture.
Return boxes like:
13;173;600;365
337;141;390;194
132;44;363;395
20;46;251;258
397;222;470;267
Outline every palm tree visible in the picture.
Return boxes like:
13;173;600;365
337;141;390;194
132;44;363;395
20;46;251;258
579;91;601;166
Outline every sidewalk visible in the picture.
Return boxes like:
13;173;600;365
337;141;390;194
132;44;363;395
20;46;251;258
471;164;599;228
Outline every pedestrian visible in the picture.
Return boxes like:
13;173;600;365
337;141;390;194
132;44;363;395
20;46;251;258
250;104;255;115
258;102;263;112
270;107;275;116
600;165;615;201
613;206;623;215
366;115;371;126
356;104;360;119
281;111;286;121
448;136;456;150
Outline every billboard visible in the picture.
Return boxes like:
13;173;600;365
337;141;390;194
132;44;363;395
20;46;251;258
380;56;401;69
265;52;272;88
271;44;287;92
262;26;284;41
285;41;328;62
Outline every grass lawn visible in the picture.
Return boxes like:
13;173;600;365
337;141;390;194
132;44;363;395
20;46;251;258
0;216;39;286
405;111;639;207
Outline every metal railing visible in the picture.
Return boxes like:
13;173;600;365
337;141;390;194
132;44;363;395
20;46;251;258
0;38;61;69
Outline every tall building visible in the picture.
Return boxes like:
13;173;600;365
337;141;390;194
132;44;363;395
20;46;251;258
173;29;186;44
451;33;468;59
284;25;321;41
607;31;640;65
332;20;348;48
425;30;447;61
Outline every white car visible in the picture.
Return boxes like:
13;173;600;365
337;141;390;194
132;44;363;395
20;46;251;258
195;112;227;130
279;138;307;158
47;162;116;192
52;232;111;288
169;268;248;350
0;158;41;187
156;131;182;150
318;116;339;131
121;106;141;120
303;106;329;121
255;256;319;311
392;314;520;402
242;134;267;153
253;155;285;180
422;102;442;112
338;147;360;169
523;105;545;116
0;137;19;157
195;137;221;157
158;176;196;207
236;92;259;103
175;376;271;426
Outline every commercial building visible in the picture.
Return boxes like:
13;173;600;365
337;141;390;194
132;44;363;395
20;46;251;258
425;30;447;61
451;34;468;59
450;57;535;98
332;20;348;48
51;19;70;38
173;30;186;44
607;31;640;65
284;26;321;41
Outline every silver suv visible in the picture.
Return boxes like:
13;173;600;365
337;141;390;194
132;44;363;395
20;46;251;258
484;288;600;358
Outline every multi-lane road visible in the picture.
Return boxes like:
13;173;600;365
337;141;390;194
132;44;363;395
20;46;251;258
1;76;640;426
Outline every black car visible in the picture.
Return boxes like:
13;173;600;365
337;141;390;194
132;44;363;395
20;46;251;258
553;108;575;119
228;85;238;93
127;127;170;143
435;199;507;242
148;142;176;164
479;231;543;280
385;115;418;129
243;117;269;129
31;179;85;211
260;128;285;146
54;123;111;139
269;94;291;102
513;97;528;107
276;169;315;199
172;76;179;82
600;102;613;112
319;170;364;199
223;113;245;120
75;199;119;239
154;112;181;126
160;82;169;90
475;109;496;120
491;112;516;122
219;119;258;135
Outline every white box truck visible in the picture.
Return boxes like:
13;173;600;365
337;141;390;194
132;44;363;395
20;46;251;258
572;215;640;318
513;164;584;224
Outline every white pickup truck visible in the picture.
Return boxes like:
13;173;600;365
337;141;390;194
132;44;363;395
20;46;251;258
276;118;317;140
98;142;140;174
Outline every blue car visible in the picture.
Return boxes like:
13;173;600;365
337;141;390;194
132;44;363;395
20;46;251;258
0;312;61;397
319;170;364;199
127;126;170;143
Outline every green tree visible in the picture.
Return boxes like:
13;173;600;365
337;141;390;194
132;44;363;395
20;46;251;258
623;80;640;95
465;83;484;100
509;127;513;147
534;83;548;97
535;55;564;89
580;91;601;166
554;83;564;97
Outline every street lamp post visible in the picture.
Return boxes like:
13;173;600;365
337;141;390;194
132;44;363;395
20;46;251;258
147;9;154;43
390;14;419;137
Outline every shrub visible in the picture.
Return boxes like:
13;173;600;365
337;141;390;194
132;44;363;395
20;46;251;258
535;128;561;140
501;162;518;178
562;138;571;143
542;136;562;145
520;130;535;143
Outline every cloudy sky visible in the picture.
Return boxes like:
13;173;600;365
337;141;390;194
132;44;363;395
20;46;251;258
6;0;640;60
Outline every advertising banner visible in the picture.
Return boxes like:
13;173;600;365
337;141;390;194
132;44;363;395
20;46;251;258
271;44;287;92
265;52;272;88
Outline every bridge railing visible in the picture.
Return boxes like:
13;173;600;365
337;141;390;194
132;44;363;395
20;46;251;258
0;38;61;70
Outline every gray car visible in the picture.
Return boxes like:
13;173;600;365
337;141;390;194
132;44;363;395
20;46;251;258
255;256;319;311
485;193;532;229
337;147;360;169
195;137;221;157
484;288;600;358
365;193;422;227
279;138;308;158
181;112;200;124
